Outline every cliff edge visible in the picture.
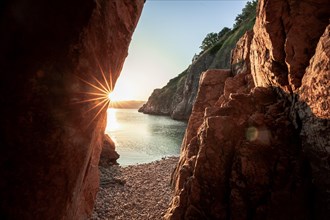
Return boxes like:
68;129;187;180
139;6;256;120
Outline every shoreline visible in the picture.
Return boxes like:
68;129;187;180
117;155;180;167
91;156;179;220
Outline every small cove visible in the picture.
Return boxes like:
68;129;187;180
105;108;187;166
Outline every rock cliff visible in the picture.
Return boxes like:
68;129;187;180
166;0;330;219
139;11;256;120
0;0;143;219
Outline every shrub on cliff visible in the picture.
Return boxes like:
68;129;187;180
233;0;257;29
199;0;257;54
200;27;231;52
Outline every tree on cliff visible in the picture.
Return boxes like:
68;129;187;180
233;0;258;28
197;1;257;55
199;27;231;52
218;27;231;39
200;32;219;51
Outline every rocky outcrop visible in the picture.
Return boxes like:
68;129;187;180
139;13;256;121
296;25;330;218
250;0;329;91
139;69;189;118
179;69;232;156
166;0;330;219
167;85;312;219
99;134;119;166
139;50;217;120
0;0;143;219
231;30;254;76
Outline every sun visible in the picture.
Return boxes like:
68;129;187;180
107;91;121;102
107;92;113;101
72;61;115;128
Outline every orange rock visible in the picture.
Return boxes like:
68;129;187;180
250;0;329;91
166;1;330;219
296;24;330;218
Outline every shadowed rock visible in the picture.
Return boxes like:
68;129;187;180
99;134;119;166
0;0;144;219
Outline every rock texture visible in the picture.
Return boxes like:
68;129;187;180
296;24;330;219
0;0;143;219
99;134;119;166
231;30;254;76
92;157;178;220
166;1;330;219
139;50;217;120
139;13;255;121
250;0;329;91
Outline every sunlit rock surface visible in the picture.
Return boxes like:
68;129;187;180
166;0;330;219
231;30;254;76
0;0;143;219
250;0;329;91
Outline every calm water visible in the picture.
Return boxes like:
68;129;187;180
105;108;187;166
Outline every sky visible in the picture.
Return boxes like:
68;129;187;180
111;0;249;101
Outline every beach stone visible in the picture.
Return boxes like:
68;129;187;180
92;157;179;220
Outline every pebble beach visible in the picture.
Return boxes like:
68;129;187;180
91;157;179;220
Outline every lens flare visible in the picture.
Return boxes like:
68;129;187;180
246;126;271;145
72;61;114;128
107;92;113;101
246;126;258;141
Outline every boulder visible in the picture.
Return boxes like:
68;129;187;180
99;134;119;166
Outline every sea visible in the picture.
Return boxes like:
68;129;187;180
105;108;187;166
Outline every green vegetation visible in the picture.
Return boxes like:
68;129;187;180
233;0;257;29
199;0;257;54
143;0;258;116
199;27;231;51
210;16;255;68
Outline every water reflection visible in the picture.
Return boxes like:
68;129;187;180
105;108;120;132
105;108;187;166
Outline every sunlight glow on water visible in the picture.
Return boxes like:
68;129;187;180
105;108;120;132
105;108;187;166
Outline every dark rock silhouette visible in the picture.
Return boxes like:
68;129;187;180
0;0;144;219
99;134;119;166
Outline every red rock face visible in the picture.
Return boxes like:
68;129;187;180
0;0;144;219
231;30;254;76
250;0;329;91
171;69;231;191
296;25;330;219
166;60;313;220
166;1;330;219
